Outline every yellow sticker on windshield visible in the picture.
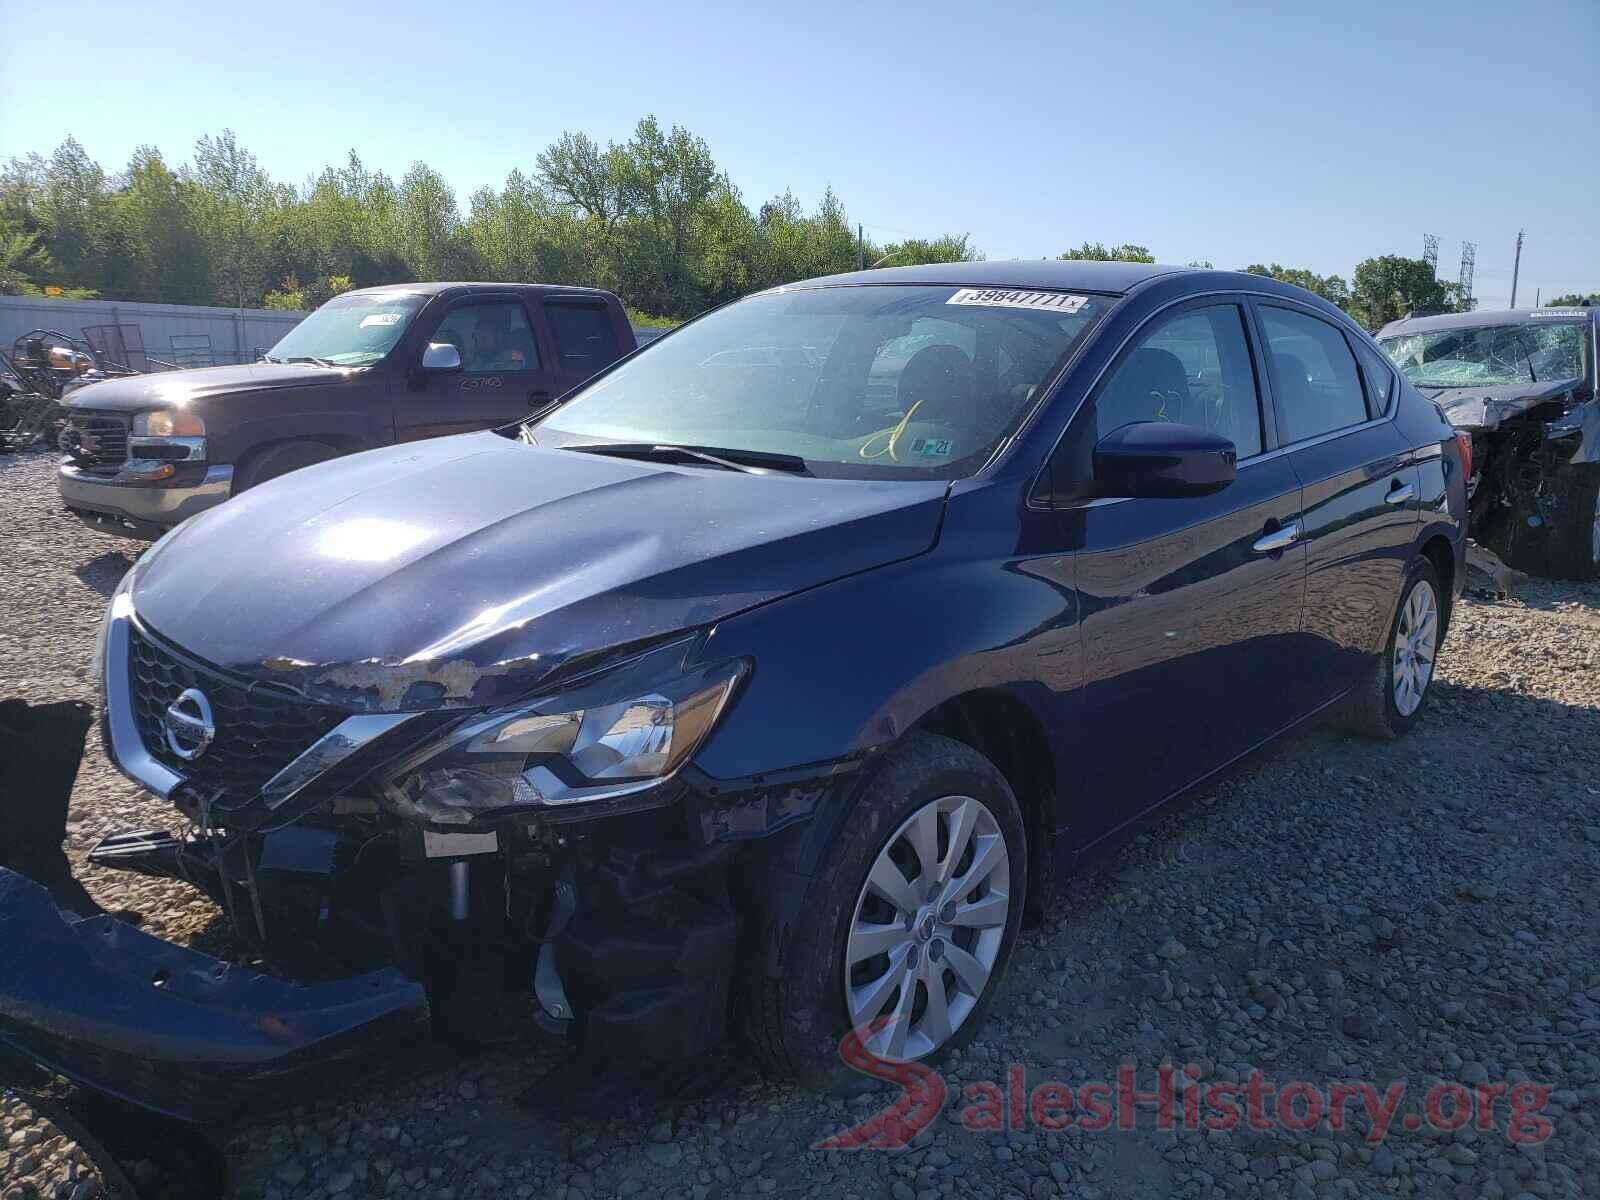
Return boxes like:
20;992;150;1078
947;288;1089;313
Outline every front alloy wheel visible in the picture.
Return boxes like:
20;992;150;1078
736;732;1027;1087
845;794;1011;1061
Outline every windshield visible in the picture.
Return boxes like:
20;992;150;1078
1379;321;1590;389
535;285;1112;479
266;292;429;367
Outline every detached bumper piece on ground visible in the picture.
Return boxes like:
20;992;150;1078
0;867;429;1124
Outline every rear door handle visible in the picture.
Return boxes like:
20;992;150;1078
1252;521;1301;554
1385;480;1416;505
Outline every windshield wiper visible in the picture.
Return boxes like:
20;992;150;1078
563;442;811;475
278;355;338;368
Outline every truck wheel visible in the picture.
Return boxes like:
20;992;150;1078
1347;558;1442;740
1545;465;1600;581
235;440;337;492
740;732;1026;1090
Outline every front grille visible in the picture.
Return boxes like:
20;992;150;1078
64;410;130;470
127;624;347;804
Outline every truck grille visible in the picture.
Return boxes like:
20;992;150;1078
127;624;348;804
62;411;130;471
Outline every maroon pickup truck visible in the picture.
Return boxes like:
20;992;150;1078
57;282;637;537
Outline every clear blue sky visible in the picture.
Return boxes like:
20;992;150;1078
3;0;1597;308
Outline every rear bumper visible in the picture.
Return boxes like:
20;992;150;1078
58;461;233;539
0;868;428;1123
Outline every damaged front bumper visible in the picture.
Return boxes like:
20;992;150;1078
0;868;428;1123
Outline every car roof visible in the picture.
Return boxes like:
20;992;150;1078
783;259;1187;294
1378;307;1598;337
774;262;1363;321
341;281;617;299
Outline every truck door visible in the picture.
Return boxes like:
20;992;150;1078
541;297;626;395
396;295;558;441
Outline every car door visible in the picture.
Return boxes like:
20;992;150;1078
541;297;626;395
1050;299;1308;845
1252;302;1420;696
395;295;558;442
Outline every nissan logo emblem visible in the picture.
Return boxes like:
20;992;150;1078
163;687;216;761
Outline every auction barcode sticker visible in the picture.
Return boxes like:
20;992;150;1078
947;288;1089;313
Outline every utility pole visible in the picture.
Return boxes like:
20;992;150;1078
857;223;864;272
1509;229;1524;309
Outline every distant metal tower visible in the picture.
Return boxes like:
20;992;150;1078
1423;233;1440;276
1458;241;1476;309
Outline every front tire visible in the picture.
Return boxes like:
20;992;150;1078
740;732;1027;1088
234;439;338;492
1348;558;1442;739
1545;464;1600;581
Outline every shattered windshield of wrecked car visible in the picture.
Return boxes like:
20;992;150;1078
265;292;428;368
534;284;1112;480
1379;322;1589;389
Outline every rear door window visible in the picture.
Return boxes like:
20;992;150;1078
545;302;621;374
1258;306;1369;443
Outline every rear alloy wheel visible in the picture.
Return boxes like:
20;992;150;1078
844;794;1011;1061
1348;557;1443;739
1391;579;1439;717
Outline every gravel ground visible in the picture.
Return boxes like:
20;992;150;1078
2;446;1598;1200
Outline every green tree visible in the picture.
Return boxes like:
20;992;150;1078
1059;241;1154;263
0;220;55;295
1347;256;1464;330
105;147;211;303
1545;293;1597;307
873;234;978;268
191;130;281;306
1242;263;1350;309
37;138;111;292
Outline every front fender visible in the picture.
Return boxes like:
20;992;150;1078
690;548;1081;787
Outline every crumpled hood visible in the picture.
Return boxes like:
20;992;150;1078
65;362;348;413
1425;376;1583;431
131;433;948;710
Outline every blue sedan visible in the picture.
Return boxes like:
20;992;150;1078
1;262;1465;1116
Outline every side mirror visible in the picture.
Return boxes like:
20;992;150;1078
421;342;462;372
1091;421;1236;499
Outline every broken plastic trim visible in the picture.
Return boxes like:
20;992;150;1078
0;869;428;1123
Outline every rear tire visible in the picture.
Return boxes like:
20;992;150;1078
1545;464;1600;581
234;440;337;491
1347;558;1442;740
738;732;1027;1090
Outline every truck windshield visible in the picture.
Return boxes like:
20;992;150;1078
1379;321;1589;389
265;292;428;368
535;284;1112;479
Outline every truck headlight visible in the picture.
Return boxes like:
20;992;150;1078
377;639;747;826
132;409;205;437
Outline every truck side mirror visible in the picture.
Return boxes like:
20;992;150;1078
422;342;462;372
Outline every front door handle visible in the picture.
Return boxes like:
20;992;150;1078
1252;520;1301;555
1385;480;1417;505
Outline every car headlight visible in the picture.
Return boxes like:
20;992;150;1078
377;639;747;826
132;409;205;437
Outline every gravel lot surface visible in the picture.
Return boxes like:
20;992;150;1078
2;447;1598;1200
